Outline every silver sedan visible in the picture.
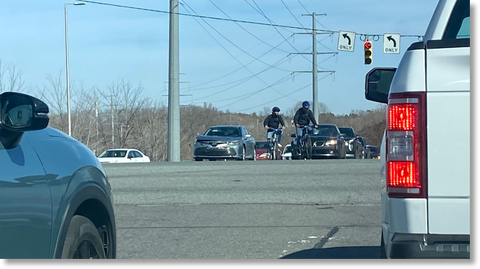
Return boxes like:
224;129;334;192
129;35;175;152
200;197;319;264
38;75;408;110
193;125;256;161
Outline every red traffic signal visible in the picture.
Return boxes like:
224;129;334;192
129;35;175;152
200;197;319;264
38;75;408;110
364;41;373;65
364;41;372;49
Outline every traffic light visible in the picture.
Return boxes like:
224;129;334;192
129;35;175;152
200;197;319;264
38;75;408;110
364;41;373;65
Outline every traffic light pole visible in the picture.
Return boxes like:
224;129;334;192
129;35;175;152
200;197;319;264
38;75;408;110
291;13;336;123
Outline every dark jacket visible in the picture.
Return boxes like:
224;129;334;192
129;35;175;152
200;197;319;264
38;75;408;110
294;107;317;126
263;113;285;129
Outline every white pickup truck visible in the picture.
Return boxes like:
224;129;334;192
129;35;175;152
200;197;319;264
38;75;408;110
364;0;470;259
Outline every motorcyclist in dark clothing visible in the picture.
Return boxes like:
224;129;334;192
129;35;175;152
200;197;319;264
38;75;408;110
263;106;286;145
292;101;318;152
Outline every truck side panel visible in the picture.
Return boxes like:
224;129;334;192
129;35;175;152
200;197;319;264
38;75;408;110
425;40;470;235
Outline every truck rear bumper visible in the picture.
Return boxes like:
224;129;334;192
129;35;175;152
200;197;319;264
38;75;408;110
389;234;470;259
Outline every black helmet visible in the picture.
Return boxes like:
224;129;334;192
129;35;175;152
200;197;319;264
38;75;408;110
272;106;280;112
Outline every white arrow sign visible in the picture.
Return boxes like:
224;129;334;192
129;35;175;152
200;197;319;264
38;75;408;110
337;31;355;52
383;33;401;54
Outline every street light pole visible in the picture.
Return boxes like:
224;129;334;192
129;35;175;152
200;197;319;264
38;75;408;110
64;1;85;136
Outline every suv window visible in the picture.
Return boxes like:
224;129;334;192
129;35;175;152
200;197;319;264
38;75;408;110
339;128;355;138
444;0;470;39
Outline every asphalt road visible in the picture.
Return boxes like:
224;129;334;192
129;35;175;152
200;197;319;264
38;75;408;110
103;159;382;259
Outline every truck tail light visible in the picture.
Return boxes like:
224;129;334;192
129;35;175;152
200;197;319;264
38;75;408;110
386;92;427;198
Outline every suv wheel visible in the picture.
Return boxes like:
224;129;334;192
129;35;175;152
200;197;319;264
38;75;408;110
61;215;106;259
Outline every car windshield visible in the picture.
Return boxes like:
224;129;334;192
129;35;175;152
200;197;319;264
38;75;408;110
312;126;339;136
98;150;127;158
204;127;241;137
339;128;354;138
369;146;379;153
284;145;292;153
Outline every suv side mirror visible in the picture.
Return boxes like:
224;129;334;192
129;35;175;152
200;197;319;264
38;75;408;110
365;68;396;104
0;92;49;149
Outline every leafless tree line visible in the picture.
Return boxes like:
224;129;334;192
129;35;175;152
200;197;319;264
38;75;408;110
0;60;386;161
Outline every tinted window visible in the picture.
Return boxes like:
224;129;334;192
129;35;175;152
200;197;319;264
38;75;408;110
205;127;241;137
99;150;127;158
339;128;354;138
444;0;470;39
134;151;143;158
313;126;339;136
358;137;366;147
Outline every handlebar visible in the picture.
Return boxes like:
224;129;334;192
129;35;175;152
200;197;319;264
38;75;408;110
267;128;283;132
297;124;316;128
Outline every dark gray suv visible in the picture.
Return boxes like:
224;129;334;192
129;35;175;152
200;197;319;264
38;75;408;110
0;92;116;259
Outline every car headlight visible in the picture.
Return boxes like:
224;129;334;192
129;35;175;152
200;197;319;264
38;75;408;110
325;140;337;146
228;141;241;146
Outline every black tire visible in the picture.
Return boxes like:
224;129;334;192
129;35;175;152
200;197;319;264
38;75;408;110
300;140;306;159
194;158;202;161
272;143;277;160
236;147;246;161
291;143;299;159
306;136;312;160
61;215;106;259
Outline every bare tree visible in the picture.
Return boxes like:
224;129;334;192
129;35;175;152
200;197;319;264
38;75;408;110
39;71;68;133
97;78;149;149
0;59;28;93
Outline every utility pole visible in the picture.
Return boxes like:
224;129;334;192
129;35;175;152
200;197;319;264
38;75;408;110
111;95;114;146
291;13;337;123
95;101;99;155
168;0;181;162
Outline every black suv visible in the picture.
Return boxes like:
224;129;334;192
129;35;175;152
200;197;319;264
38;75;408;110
338;127;363;159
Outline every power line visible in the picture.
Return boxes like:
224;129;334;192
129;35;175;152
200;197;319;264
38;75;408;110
82;1;423;40
245;0;313;64
182;1;303;105
180;3;288;102
188;38;291;90
82;0;312;31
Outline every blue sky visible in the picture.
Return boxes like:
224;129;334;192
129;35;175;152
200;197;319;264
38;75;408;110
1;0;443;115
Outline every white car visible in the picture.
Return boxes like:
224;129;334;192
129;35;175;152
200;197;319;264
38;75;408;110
98;148;151;163
282;144;292;160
